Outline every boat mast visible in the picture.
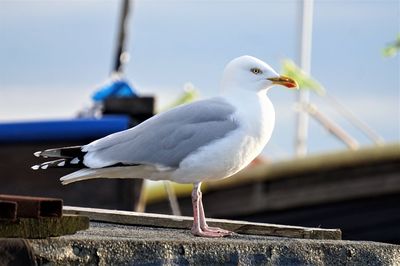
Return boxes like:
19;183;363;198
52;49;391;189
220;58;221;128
113;0;132;75
295;0;314;156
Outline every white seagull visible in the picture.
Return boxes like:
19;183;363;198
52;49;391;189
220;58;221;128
32;55;298;237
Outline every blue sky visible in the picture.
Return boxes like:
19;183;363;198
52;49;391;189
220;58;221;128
0;0;399;159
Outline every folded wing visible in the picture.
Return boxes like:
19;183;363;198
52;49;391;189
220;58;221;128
82;97;239;169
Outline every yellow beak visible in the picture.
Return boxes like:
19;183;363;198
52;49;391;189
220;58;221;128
267;75;298;89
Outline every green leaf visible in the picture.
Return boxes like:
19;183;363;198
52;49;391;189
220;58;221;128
161;83;199;112
382;34;400;58
281;59;326;95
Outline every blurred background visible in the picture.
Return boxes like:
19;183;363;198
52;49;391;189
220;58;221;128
1;0;398;157
0;0;399;243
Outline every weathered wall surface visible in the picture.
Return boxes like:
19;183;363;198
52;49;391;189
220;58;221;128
28;223;400;265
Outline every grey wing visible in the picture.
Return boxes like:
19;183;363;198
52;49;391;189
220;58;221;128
82;97;239;168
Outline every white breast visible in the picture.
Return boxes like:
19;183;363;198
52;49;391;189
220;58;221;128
171;91;275;184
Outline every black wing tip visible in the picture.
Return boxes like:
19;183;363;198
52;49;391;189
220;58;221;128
31;157;85;171
33;146;85;159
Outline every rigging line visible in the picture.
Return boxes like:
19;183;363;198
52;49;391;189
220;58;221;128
320;93;385;145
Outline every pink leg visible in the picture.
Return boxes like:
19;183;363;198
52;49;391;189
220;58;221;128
191;182;233;237
199;198;233;236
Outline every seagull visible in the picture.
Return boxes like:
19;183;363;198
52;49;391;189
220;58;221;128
32;55;298;237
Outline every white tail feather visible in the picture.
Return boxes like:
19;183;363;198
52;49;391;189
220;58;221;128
60;169;101;185
60;165;174;185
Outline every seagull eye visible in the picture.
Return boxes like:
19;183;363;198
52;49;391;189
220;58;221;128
250;68;263;75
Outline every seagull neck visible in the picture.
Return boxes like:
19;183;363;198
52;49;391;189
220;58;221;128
221;87;268;108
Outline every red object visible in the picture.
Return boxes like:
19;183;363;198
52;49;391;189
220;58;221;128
0;195;62;218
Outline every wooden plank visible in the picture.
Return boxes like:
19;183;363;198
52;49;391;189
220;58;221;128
0;214;89;238
200;164;400;217
205;144;400;193
63;206;341;240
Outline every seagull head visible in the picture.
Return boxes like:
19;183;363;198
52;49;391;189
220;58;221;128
221;55;298;93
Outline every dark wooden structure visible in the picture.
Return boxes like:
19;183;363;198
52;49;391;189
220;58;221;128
145;144;400;244
0;97;154;211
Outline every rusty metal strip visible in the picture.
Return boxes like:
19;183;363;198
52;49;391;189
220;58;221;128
0;195;62;218
0;200;17;221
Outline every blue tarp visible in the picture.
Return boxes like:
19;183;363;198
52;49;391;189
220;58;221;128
92;79;137;102
0;115;130;143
